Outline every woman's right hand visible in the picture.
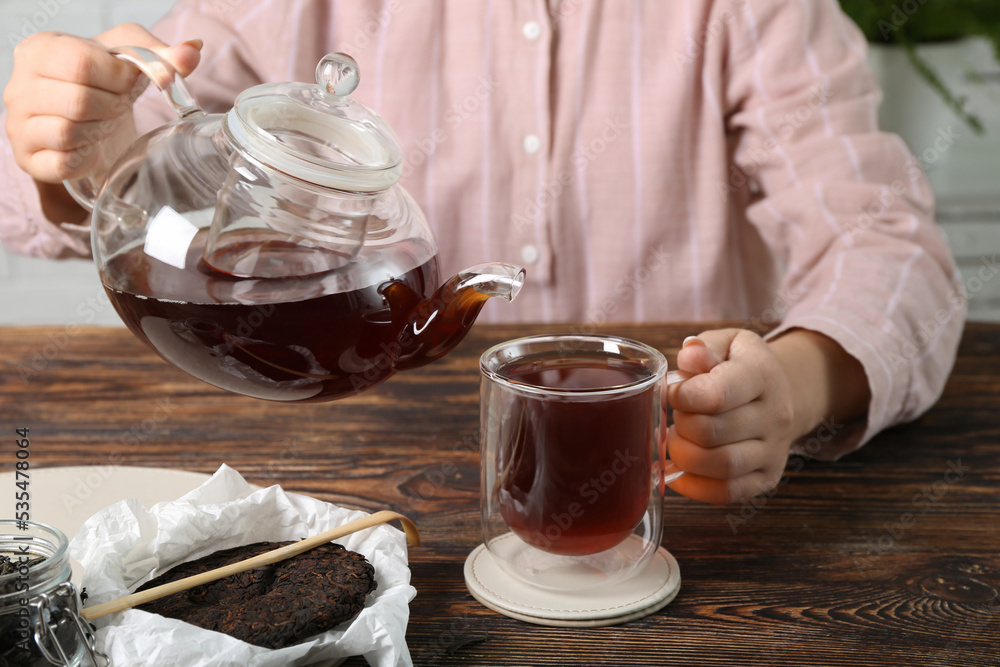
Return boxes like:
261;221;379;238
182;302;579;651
3;24;201;217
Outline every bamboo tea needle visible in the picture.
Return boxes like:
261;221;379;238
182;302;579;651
80;510;419;621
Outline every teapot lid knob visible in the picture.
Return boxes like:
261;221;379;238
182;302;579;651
316;53;360;98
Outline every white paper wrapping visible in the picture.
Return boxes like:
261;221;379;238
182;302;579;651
68;465;416;666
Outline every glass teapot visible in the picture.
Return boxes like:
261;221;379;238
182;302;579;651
67;49;524;402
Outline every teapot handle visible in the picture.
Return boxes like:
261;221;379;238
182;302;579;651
63;46;204;211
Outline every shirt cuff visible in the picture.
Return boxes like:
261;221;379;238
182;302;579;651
764;304;895;461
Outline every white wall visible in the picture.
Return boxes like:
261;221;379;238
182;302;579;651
868;39;1000;323
0;3;999;324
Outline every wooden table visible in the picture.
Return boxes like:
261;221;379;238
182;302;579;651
1;323;998;665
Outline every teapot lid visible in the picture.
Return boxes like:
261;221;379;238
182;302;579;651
223;53;402;192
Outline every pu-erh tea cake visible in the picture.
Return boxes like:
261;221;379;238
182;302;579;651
133;541;376;649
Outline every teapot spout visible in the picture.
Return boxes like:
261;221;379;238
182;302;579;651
389;263;525;371
448;262;525;303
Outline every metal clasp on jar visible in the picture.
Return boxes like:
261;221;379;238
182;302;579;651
31;581;109;667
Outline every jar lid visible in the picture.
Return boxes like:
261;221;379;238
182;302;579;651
222;53;403;192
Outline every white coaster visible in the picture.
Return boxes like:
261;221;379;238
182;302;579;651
464;540;681;627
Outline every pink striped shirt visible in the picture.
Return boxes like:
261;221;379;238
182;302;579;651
0;0;965;458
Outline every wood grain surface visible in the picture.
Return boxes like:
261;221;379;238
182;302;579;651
1;322;998;666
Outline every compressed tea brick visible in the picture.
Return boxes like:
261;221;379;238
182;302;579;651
132;541;376;649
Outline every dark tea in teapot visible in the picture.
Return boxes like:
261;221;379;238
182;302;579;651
102;231;492;402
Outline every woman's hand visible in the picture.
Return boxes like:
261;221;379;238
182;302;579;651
664;328;869;505
3;24;201;220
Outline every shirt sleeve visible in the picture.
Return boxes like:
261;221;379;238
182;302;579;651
0;0;291;258
0;135;93;258
132;0;291;129
719;0;965;459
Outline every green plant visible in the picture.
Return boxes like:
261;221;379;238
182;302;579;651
839;0;1000;134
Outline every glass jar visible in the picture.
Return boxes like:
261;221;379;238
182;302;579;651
0;520;109;666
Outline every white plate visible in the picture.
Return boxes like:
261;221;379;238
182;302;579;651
1;465;213;547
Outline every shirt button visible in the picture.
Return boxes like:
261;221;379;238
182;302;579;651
522;21;542;40
523;134;541;154
520;244;540;264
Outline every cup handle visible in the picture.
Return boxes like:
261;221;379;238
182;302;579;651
63;46;204;211
664;370;686;386
660;370;688;486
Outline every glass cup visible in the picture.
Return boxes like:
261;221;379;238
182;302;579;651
479;333;685;590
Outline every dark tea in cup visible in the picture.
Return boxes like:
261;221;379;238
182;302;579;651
494;351;655;556
480;334;685;589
